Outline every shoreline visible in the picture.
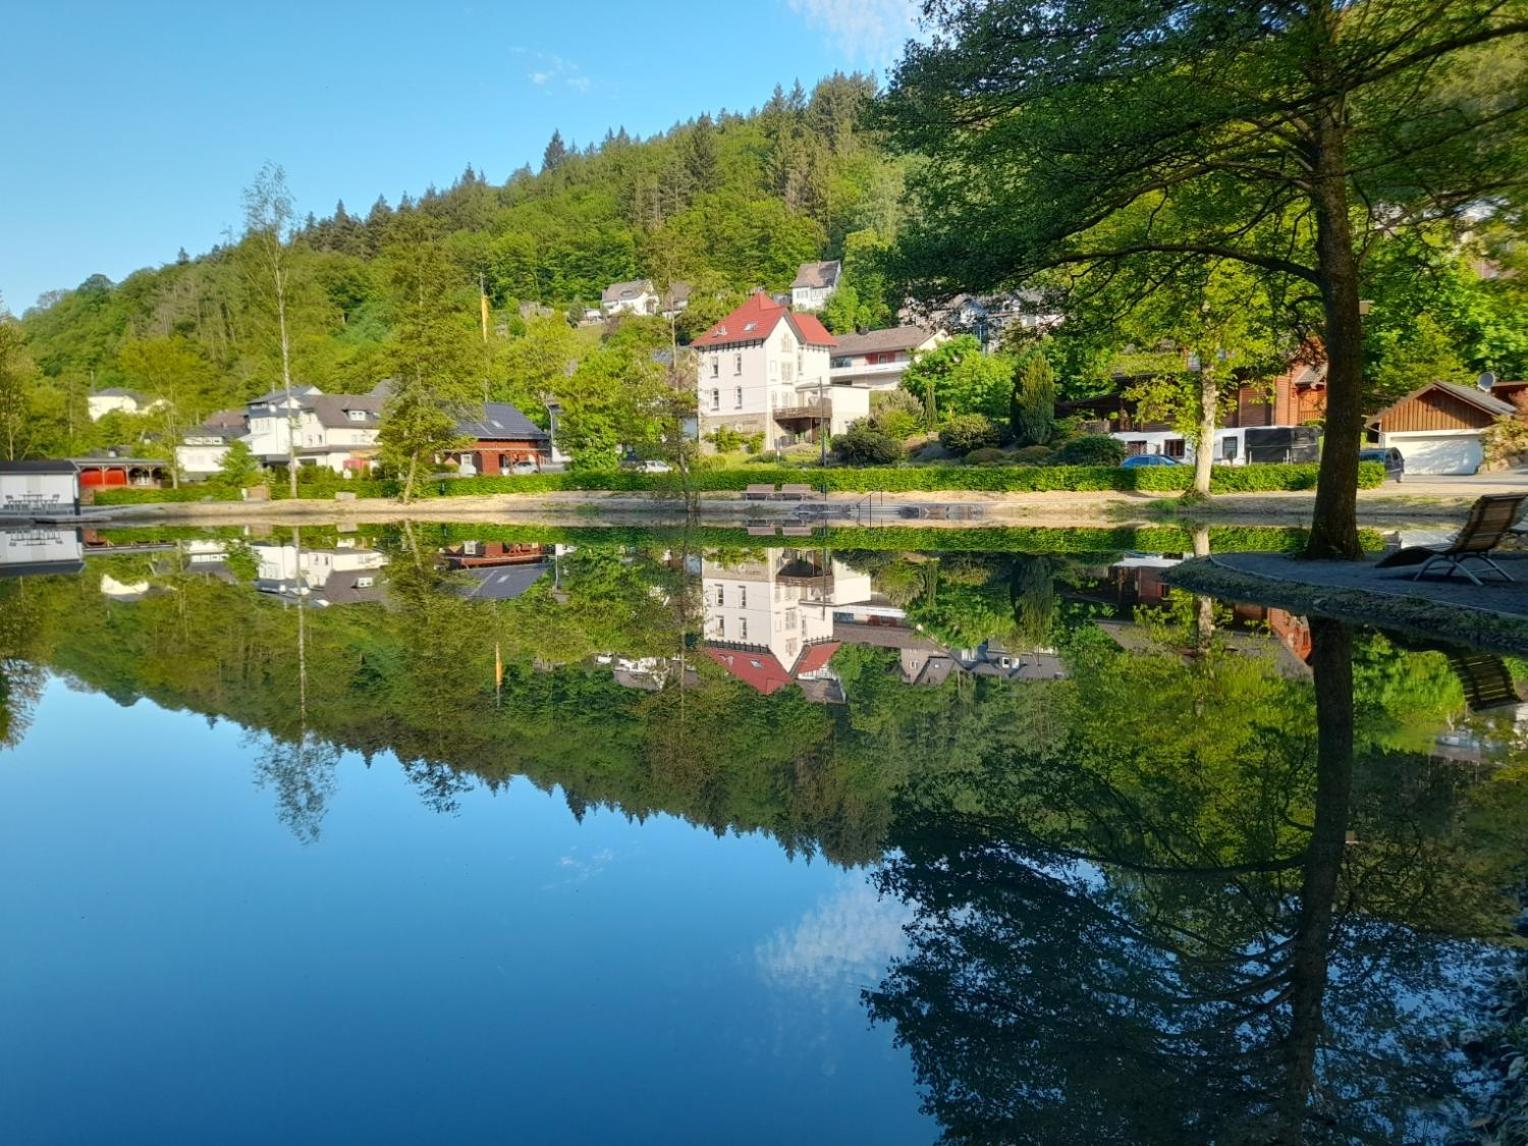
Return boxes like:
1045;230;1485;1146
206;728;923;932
60;484;1499;529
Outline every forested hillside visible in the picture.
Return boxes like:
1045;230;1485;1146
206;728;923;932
2;74;901;460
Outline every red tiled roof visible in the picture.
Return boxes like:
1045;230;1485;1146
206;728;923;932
704;647;793;694
789;312;836;348
793;642;841;676
691;293;837;349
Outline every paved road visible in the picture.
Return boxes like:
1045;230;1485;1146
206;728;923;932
1365;469;1528;496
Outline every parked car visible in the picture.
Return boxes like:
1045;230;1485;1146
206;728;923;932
1360;447;1404;483
1121;454;1184;468
621;459;672;473
510;460;539;475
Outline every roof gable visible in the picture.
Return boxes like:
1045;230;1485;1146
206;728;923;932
1370;380;1514;429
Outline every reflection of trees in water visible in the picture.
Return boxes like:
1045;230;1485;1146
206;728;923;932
250;731;340;844
866;620;1510;1144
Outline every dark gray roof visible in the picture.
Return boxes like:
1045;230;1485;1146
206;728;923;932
456;563;548;600
309;394;383;429
316;569;387;605
832;326;936;357
1432;380;1515;416
0;459;78;474
248;384;322;408
792;260;841;290
456;402;549;441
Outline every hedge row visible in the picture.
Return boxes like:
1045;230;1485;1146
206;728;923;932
90;461;1386;504
93;486;243;505
432;460;1383;496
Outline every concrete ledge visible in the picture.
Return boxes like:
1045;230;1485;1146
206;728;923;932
1164;551;1528;654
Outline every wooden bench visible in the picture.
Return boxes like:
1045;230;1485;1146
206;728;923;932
780;525;813;537
743;484;776;501
777;484;814;501
746;524;777;537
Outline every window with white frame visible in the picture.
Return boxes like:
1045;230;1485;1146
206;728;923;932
734;387;742;408
715;584;724;606
781;361;794;383
711;389;720;411
733;353;742;375
711;357;719;378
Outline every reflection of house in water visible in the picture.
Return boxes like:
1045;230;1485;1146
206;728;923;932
0;528;85;578
597;655;700;692
440;541;553;601
702;549;873;703
440;541;549;569
255;539;388;605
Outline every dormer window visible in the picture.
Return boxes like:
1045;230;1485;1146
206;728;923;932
743;321;757;332
347;409;367;421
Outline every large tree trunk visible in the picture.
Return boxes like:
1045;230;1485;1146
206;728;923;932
1275;617;1355;1139
1304;103;1365;560
1193;371;1217;497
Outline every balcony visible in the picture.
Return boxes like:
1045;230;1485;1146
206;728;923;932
772;400;831;423
829;360;906;384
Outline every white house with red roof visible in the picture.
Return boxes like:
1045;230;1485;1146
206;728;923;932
701;548;874;703
691;291;869;449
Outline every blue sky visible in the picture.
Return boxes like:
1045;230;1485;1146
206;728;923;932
0;0;917;314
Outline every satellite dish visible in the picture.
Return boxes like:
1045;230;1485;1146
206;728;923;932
1479;370;1497;391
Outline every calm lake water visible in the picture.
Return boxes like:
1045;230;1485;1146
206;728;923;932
1;522;1524;1144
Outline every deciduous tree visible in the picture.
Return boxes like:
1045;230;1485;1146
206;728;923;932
884;0;1528;557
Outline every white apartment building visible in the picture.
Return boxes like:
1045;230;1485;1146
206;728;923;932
178;385;385;478
692;292;868;449
701;549;874;700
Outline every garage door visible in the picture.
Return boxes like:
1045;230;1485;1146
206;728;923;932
1394;433;1484;476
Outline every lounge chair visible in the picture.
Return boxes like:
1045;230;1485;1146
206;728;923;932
1375;492;1526;585
777;483;814;501
743;484;776;501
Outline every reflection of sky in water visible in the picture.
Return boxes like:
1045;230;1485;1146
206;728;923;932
0;678;931;1146
756;874;914;993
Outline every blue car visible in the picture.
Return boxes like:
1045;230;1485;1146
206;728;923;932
1121;454;1183;468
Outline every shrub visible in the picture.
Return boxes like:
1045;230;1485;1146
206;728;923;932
1055;434;1128;466
964;447;1009;465
939;413;1003;455
833;421;905;465
706;426;746;453
1009;445;1055;465
870;389;925;440
743;433;765;455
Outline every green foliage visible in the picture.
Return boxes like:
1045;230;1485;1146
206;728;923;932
0;315;42;460
1010;352;1056;446
902;335;1015;423
706;426;746;453
938;413;1002;454
376;220;480;500
212;439;261;489
963;447;1008;465
869;388;923;440
1055;435;1128;466
95;460;1383;501
1009;445;1055;465
832;421;905;465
